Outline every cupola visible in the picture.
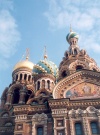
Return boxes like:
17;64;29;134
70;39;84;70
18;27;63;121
33;47;58;92
12;49;34;84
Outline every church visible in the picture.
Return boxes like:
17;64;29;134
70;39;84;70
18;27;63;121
0;29;100;135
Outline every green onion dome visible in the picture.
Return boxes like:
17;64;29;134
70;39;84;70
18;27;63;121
66;31;79;43
33;59;58;78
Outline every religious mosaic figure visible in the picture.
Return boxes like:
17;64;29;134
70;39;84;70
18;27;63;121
82;84;91;96
66;89;79;98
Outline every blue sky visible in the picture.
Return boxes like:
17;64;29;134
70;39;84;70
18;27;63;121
0;0;100;97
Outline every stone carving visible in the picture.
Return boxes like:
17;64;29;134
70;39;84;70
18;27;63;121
32;113;47;123
32;113;47;135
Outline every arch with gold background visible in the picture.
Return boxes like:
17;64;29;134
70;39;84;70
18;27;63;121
53;70;100;99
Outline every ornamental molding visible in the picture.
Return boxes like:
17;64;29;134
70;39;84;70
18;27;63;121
52;108;67;115
32;113;47;135
15;114;27;121
68;106;100;118
34;73;55;82
48;98;100;109
13;105;47;114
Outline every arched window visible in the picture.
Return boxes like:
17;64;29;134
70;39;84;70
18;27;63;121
37;81;40;90
2;113;9;117
32;101;38;105
62;71;67;78
28;75;31;81
74;49;77;55
37;126;43;135
47;80;50;89
75;123;83;135
25;90;32;103
13;88;20;104
24;74;27;80
93;68;97;72
5;122;12;127
76;65;83;71
20;74;22;80
90;122;98;134
16;74;18;81
42;80;45;89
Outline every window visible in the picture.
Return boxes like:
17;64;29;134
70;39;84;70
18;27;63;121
13;88;20;104
16;74;18;81
75;123;83;135
91;122;98;134
57;120;64;127
47;80;50;89
37;127;43;135
28;75;31;81
5;122;12;127
2;113;9;117
24;74;27;80
74;49;77;55
20;74;22;80
37;81;40;90
76;65;83;71
62;71;67;77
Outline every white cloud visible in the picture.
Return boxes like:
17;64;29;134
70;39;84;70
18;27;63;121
0;10;20;58
0;0;20;68
44;0;100;54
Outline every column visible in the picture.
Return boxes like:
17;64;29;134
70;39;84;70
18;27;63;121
6;92;12;105
53;118;57;135
19;90;26;104
98;116;100;133
64;117;68;135
82;117;90;135
69;117;75;135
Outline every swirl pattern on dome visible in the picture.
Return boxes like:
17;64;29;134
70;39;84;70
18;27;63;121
33;59;58;77
66;31;79;43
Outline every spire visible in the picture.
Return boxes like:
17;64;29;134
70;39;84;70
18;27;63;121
70;24;72;32
26;48;30;60
44;46;48;60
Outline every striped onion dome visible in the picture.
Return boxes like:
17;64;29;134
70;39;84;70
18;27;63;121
66;31;79;43
33;59;58;78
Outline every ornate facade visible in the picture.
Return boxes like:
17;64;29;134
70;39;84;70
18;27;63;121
0;29;100;135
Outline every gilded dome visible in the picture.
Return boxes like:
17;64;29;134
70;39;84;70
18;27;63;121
33;59;58;78
66;31;79;43
13;59;34;71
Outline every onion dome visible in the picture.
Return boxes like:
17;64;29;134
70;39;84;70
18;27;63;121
33;59;58;78
33;49;58;78
13;57;34;71
66;28;79;43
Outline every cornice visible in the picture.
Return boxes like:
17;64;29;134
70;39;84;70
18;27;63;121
48;98;100;109
13;104;48;115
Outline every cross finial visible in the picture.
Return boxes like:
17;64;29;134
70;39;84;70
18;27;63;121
44;46;48;60
26;48;30;60
70;24;72;32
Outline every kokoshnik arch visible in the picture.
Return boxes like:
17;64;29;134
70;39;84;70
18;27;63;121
0;29;100;135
